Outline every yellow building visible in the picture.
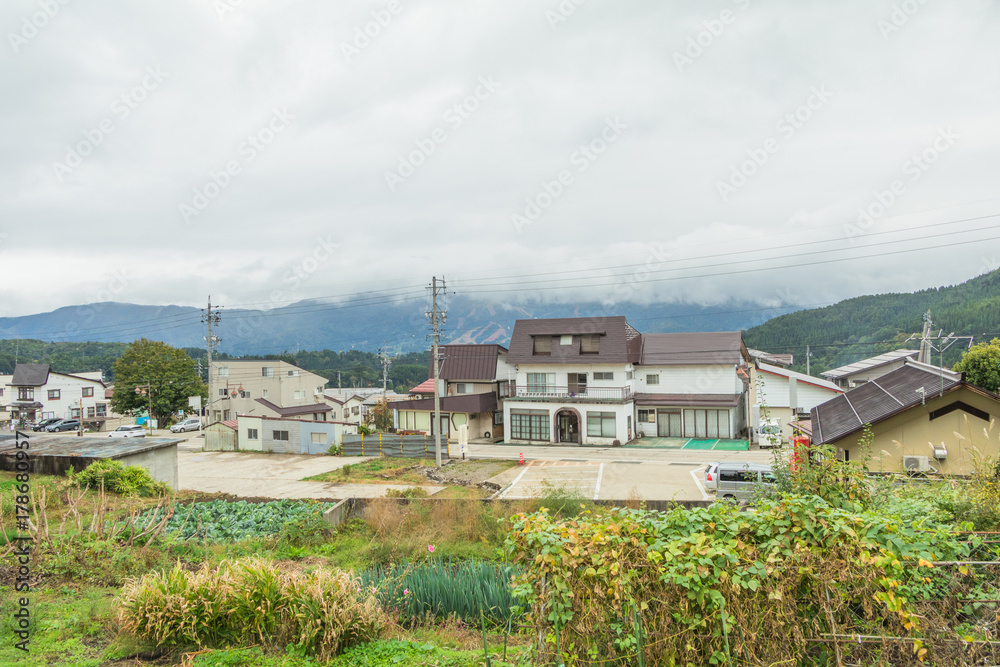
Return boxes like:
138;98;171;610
810;360;1000;476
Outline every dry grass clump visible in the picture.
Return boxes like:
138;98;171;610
117;557;385;661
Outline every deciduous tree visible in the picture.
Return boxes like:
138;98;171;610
111;339;207;427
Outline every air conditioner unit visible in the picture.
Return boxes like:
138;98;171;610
903;455;931;473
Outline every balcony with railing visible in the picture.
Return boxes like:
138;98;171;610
508;385;632;403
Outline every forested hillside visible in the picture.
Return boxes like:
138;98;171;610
743;268;1000;375
0;339;431;392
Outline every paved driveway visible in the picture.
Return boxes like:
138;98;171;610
177;449;445;499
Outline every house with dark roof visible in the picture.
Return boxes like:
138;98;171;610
810;359;1000;475
754;362;843;444
820;349;919;388
387;344;512;441
502;318;753;446
4;363;110;430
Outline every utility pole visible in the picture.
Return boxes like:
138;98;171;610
426;276;447;467
378;348;392;399
202;297;222;425
805;345;811;376
337;371;342;391
918;310;932;364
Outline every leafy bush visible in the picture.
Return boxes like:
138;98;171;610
360;557;523;627
123;499;332;543
506;495;976;666
118;557;385;661
66;460;170;497
385;487;429;499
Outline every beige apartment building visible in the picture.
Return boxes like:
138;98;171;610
209;360;329;423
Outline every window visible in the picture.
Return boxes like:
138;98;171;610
294;390;306;399
310;432;325;444
48;389;61;400
646;374;660;385
273;430;289;441
262;367;274;377
287;370;299;376
527;373;555;393
499;381;512;398
96;404;107;417
510;410;550;440
82;387;94;398
219;388;228;396
315;413;325;421
240;390;251;398
246;428;258;439
331;410;337;419
493;411;504;425
683;409;730;438
533;336;552;355
218;366;229;377
456;383;472;394
626;371;633;380
568;373;587;395
87;407;95;418
71;408;80;418
18;388;34;401
593;372;614;381
559;334;573;346
262;389;269;398
587;412;616;438
581;334;601;354
0;388;4;396
638;409;651;423
352;406;360;415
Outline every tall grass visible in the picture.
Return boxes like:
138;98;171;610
117;557;385;661
361;557;524;627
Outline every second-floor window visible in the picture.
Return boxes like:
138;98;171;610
352;406;360;415
294;390;306;399
262;389;269;398
533;336;552;355
527;373;555;393
48;389;61;400
581;334;601;354
218;366;229;377
262;367;274;377
646;374;660;385
18;388;34;401
456;383;473;394
82;387;94;397
593;372;614;381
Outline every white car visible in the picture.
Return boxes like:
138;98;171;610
757;419;783;448
704;462;720;491
170;418;202;433
109;425;147;438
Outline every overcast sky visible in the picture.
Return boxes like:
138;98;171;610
3;0;999;318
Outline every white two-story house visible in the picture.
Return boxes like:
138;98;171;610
502;318;753;446
210;360;329;423
5;363;110;429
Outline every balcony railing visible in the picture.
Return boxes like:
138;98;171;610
511;385;632;401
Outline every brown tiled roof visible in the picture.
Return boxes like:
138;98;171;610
634;393;741;407
639;332;748;365
810;361;965;444
433;344;506;381
387;393;498;414
506;317;640;365
410;379;435;394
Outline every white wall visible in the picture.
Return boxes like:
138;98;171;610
634;364;739;395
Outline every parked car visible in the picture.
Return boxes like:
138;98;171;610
108;425;147;438
46;419;80;432
715;462;775;501
757;419;783;448
704;462;720;491
170;418;202;433
31;418;63;431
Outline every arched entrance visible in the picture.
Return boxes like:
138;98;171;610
555;408;581;444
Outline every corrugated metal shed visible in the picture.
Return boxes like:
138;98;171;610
819;349;919;380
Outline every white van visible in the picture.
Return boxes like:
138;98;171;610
715;462;775;501
757;419;783;449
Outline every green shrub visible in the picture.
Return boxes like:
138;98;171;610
118;557;385;661
66;460;170;497
360;557;523;627
385;487;429;499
